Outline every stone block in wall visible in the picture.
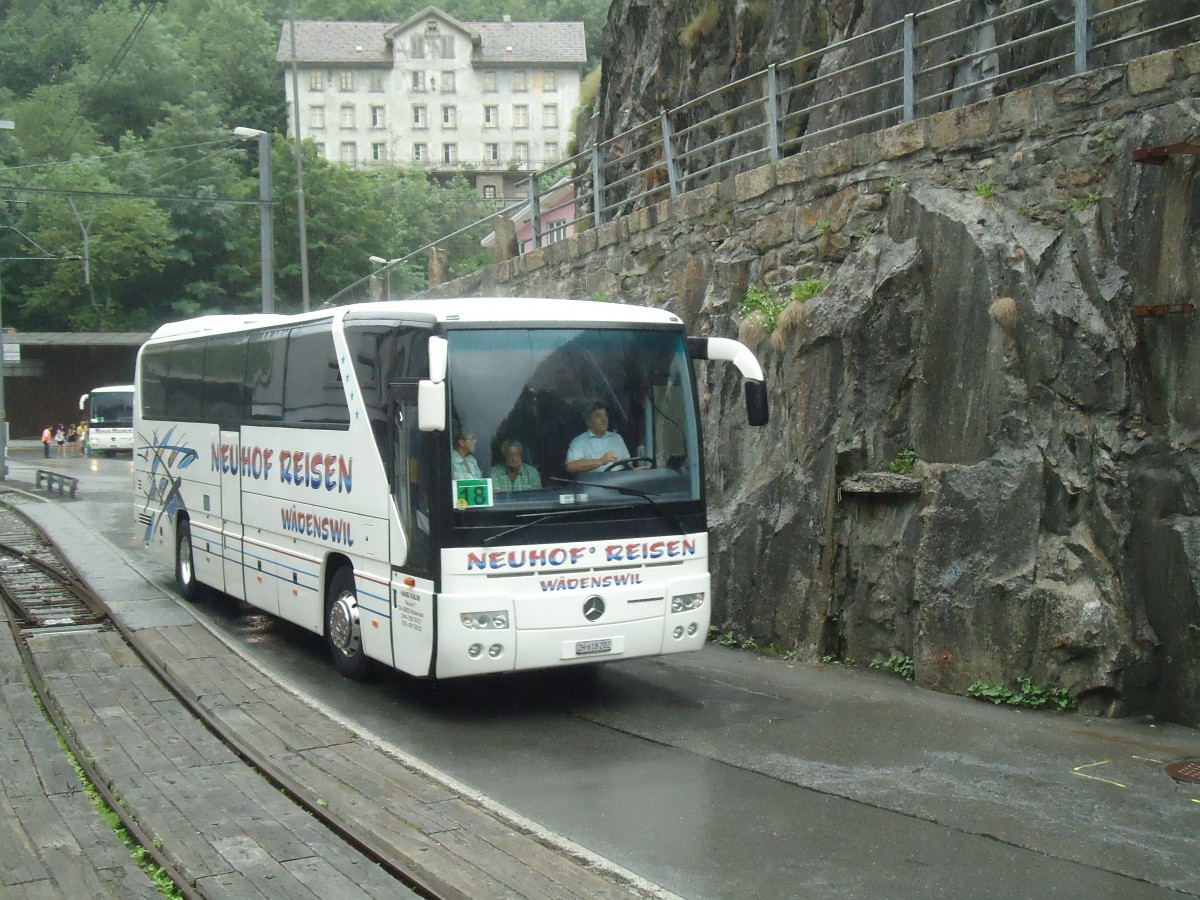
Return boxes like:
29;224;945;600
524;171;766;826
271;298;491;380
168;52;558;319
521;246;546;273
735;166;775;203
1182;42;1200;76
877;120;926;161
928;103;994;151
776;153;808;187
1127;47;1179;95
810;142;852;180
1053;67;1124;111
995;87;1037;134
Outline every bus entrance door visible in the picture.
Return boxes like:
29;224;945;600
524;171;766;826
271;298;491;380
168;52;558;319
220;430;246;601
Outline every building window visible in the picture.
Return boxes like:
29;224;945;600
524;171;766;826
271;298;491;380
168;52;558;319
545;219;568;243
513;142;529;163
413;143;427;161
485;142;499;164
483;105;499;128
411;71;426;92
369;72;385;92
372;142;387;162
513;105;529;128
440;71;455;93
483;185;497;199
314;143;325;158
442;143;457;164
543;70;557;92
340;104;355;128
513;70;528;92
442;105;457;129
483;70;498;92
338;70;354;91
340;142;357;163
308;71;323;91
308;105;325;128
414;21;454;59
543;104;558;128
412;105;427;128
371;105;385;127
544;142;559;163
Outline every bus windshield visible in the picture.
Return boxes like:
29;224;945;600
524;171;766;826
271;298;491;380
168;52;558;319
446;327;701;514
90;391;134;428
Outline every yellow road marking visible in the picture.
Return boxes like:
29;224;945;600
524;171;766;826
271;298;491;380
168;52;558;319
1131;755;1163;764
1072;760;1127;788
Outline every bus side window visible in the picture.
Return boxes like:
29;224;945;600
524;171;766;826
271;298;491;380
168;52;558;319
246;330;286;422
141;346;169;419
282;326;350;427
165;345;204;421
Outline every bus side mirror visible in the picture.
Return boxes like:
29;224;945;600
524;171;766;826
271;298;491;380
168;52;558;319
745;380;769;426
418;380;445;432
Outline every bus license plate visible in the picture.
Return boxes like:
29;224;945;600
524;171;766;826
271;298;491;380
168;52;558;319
575;638;612;656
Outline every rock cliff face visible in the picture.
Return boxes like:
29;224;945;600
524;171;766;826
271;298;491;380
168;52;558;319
429;10;1200;724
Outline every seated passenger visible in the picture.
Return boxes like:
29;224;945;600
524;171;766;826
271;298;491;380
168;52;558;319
565;402;630;474
451;427;482;479
489;439;542;492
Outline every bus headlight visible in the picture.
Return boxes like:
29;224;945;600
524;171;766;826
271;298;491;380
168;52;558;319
461;611;509;629
671;592;705;613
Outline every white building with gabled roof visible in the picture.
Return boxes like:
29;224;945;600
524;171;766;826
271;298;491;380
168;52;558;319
276;5;586;202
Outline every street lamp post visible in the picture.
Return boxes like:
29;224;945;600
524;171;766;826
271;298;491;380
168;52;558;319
234;127;274;314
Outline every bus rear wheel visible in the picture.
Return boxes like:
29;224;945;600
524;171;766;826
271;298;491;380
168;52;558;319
325;567;370;681
175;519;202;602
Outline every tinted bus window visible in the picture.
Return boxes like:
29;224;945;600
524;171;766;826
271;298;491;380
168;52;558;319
203;337;249;422
141;346;169;419
282;325;350;427
166;345;205;420
246;329;286;422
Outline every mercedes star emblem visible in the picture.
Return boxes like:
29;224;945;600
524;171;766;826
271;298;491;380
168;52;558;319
583;595;606;621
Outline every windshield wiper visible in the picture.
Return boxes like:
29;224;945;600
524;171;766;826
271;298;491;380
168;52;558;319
482;505;614;545
549;477;688;535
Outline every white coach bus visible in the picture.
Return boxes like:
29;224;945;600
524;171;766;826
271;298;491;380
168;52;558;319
134;298;768;680
80;384;135;454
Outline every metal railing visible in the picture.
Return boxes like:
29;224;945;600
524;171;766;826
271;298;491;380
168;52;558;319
327;0;1199;308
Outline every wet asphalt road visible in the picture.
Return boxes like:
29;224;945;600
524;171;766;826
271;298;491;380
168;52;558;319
10;450;1200;899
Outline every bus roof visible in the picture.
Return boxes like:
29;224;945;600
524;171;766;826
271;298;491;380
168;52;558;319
146;299;683;342
86;384;135;393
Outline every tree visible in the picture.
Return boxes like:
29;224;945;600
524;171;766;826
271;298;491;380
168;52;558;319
21;161;173;331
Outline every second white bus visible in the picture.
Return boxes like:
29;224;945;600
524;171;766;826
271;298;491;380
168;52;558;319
134;298;767;680
80;384;135;454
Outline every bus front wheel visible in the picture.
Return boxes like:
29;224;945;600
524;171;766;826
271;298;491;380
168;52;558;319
325;567;370;681
175;519;202;602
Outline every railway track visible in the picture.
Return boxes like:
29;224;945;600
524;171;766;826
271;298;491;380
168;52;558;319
0;498;651;899
0;500;444;899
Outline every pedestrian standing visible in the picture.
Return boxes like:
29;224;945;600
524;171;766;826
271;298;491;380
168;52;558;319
41;425;52;458
54;423;65;457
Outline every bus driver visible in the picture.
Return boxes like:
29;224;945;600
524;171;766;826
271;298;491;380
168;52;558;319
565;402;630;474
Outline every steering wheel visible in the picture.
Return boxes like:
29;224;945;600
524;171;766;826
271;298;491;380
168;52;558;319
602;456;656;472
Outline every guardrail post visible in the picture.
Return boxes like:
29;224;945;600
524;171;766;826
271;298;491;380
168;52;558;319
659;112;681;198
1074;0;1091;74
528;177;542;249
766;64;781;164
902;14;917;122
590;146;605;228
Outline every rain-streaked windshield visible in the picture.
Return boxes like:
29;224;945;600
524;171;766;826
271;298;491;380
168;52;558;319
446;328;700;513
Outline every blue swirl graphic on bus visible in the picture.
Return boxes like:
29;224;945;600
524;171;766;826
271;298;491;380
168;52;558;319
136;426;199;545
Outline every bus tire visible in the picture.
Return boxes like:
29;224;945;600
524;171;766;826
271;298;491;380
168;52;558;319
175;519;202;602
325;567;370;681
